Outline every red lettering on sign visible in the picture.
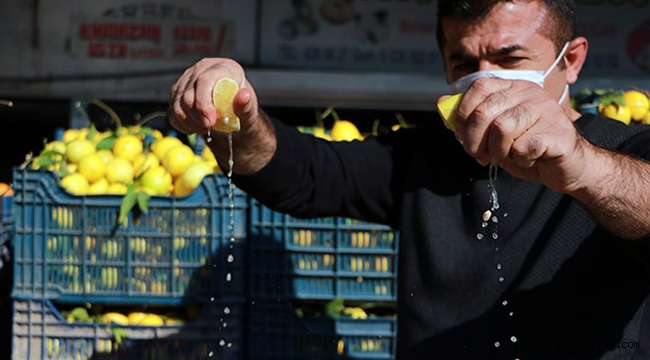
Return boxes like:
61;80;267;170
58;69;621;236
173;26;212;41
79;23;162;43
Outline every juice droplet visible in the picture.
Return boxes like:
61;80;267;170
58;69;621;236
227;254;235;263
496;263;502;270
494;342;501;348
207;130;212;143
219;339;226;346
476;233;484;240
510;336;518;343
509;312;514;317
224;306;231;314
492;232;499;240
226;272;232;282
498;277;505;283
502;300;508;306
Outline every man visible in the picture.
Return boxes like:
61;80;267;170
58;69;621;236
169;0;650;358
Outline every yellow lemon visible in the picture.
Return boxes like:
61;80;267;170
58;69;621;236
175;160;214;196
202;146;221;172
624;90;650;122
63;128;88;143
65;138;96;164
133;152;160;177
138;313;165;327
101;312;129;326
113;134;143;162
127;312;148;325
211;77;241;133
96;149;115;165
105;157;135;184
162;144;195;178
600;103;632;125
78;153;107;183
87;177;109;195
45;140;67;155
61;173;89;195
151;136;183;160
106;182;128;195
437;93;463;131
140;165;173;196
331;120;363;142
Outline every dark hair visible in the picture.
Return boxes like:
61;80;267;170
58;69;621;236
436;0;576;53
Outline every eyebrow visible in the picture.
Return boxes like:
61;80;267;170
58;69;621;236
449;44;528;62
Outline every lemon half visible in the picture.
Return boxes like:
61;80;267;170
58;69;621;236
211;77;241;133
436;94;463;132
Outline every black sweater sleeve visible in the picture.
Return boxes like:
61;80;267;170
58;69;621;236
232;117;398;225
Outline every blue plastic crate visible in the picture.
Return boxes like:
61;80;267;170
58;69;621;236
11;297;243;360
11;168;247;305
1;193;14;272
248;199;399;301
247;300;397;359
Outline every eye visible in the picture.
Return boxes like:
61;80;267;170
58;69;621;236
496;57;525;68
452;62;478;75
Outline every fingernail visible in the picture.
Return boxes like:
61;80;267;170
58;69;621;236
203;117;212;128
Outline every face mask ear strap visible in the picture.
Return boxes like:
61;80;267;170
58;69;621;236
544;41;570;78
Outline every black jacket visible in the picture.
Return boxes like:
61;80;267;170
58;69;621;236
235;113;650;359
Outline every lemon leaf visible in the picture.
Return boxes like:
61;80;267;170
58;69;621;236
119;186;137;225
136;191;150;214
96;136;116;151
108;327;129;345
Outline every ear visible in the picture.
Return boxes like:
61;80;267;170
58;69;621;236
563;36;588;85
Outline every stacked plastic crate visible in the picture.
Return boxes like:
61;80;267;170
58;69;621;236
10;167;248;360
247;198;399;359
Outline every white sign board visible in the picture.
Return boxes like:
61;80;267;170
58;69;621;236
258;0;441;73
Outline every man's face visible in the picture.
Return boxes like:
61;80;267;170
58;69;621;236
441;1;566;98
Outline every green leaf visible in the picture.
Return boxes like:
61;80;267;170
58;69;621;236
325;297;345;318
108;327;130;345
119;186;137;225
70;307;91;322
96;136;117;151
136;191;150;213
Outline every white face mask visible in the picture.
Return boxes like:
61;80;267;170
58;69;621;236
449;42;570;103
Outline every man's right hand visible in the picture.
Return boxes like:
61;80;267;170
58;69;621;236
168;58;276;175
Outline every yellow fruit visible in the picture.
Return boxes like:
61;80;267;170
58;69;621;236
102;312;129;326
600;102;632;125
65;138;96;164
78;153;107;183
437;93;463;131
211;77;241;133
152;136;183;160
61;173;89;195
138;313;165;327
140;165;173;196
62;128;88;143
106;182;128;195
113;134;143;162
105;157;135;184
127;311;148;325
133;152;160;177
624;90;650;122
96;149;115;165
175;160;214;196
87;177;109;195
643;110;650;125
313;127;332;141
202;146;221;172
45;140;67;155
331;120;363;142
162;144;195;178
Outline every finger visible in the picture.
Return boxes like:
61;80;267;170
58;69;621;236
486;102;536;163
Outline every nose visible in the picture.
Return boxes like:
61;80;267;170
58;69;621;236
477;60;500;72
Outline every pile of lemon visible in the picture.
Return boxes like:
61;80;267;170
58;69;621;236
576;89;650;125
30;125;220;197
